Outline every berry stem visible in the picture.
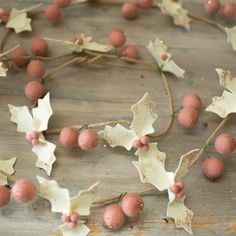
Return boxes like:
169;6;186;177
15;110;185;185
93;187;156;207
45;119;130;135
189;115;230;168
0;169;17;183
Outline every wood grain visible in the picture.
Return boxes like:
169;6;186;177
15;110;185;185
0;1;236;235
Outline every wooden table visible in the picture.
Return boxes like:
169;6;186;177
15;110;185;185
0;0;235;235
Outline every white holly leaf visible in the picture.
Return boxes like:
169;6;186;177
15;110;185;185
174;149;199;182
133;143;171;191
130;93;158;137
0;62;8;77
6;8;31;33
32;93;53;132
8;104;34;133
45;34;112;53
33;134;56;176
0;157;17;185
225;26;236;51
60;221;90;236
103;124;137;151
36;176;70;214
159;0;191;30
215;68;236;94
70;182;100;215
146;38;185;78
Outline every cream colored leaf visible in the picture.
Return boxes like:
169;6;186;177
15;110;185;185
6;8;31;33
60;221;90;236
206;90;236;118
70;182;100;215
36;176;70;214
225;26;236;51
0;157;17;186
133;143;171;191
174;149;199;182
0;62;7;77
130;93;158;137
32;93;53;132
32;135;56;176
215;68;236;94
146;38;185;78
103;124;137;150
8;104;34;133
159;0;191;30
167;195;194;234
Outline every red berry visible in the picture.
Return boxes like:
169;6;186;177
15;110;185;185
121;3;138;20
78;129;99;150
220;3;236;20
121;194;144;217
103;204;126;230
61;214;70;223
140;136;149;145
182;93;202;111
68;222;76;229
70;212;80;222
108;30;126;48
0;186;10;208
202;157;224;180
176;190;184;199
0;11;10;23
11;179;37;203
25;81;44;100
31;38;49;56
12;47;29;67
59;127;79;148
170;185;180;194
122;46;139;60
55;0;71;8
204;0;221;14
137;0;153;9
214;134;235;155
133;139;142;149
27;60;45;79
45;5;61;24
175;181;184;190
178;107;199;128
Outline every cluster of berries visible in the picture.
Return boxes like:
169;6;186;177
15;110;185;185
59;127;99;150
103;193;144;231
61;212;80;229
204;0;236;20
0;179;36;208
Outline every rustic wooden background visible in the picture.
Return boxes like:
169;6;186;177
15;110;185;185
0;0;235;235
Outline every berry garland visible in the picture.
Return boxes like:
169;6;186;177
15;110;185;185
0;0;236;235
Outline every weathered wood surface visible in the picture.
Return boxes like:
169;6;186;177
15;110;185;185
0;0;236;235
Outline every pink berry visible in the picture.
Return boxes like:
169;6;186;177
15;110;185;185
31;139;40;146
108;30;126;48
133;139;142;149
70;212;80;223
68;222;77;229
55;0;71;8
0;186;10;208
31;131;40;139
202;157;224;180
140;136;149;145
121;194;144;217
61;214;71;223
11;179;37;203
25;81;44;100
121;3;138;20
214;134;235;155
0;11;10;23
178;107;199;128
170;185;180;194
137;0;153;9
45;5;61;24
175;181;184;190
176;190;184;199
78;129;99;151
31;38;49;56
59;127;79;148
27;60;45;79
220;3;236;20
182;93;202;111
103;204;126;230
204;0;221;14
122;46;139;60
12;47;29;67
